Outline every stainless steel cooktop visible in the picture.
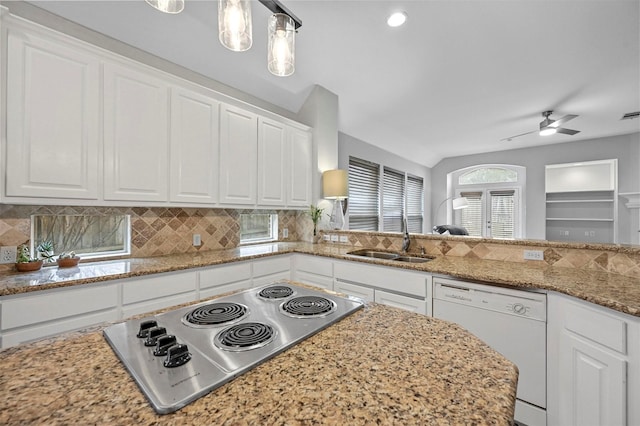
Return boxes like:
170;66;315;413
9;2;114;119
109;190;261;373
103;282;364;414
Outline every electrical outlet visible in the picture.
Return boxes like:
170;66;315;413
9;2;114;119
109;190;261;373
283;228;289;238
330;234;339;242
192;234;201;247
523;250;544;261
339;235;349;243
323;234;330;241
0;246;17;264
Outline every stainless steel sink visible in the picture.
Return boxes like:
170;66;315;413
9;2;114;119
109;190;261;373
346;249;399;260
394;256;432;263
346;250;433;263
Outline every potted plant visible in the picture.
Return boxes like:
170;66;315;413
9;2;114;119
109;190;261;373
15;244;43;272
308;204;325;236
57;251;80;268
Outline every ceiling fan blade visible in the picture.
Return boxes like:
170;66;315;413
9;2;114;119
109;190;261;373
549;114;578;128
500;130;536;141
555;128;580;135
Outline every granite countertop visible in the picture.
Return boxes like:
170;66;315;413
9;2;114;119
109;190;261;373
1;241;639;317
0;296;518;425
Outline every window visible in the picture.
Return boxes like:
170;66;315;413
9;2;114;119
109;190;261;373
240;214;278;244
347;156;424;233
348;157;380;231
406;175;424;233
31;214;131;259
450;164;525;239
382;167;404;232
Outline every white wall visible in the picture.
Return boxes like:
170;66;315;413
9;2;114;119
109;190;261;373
431;132;640;243
338;132;432;233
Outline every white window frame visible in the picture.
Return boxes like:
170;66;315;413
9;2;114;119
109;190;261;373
449;164;526;239
239;213;278;245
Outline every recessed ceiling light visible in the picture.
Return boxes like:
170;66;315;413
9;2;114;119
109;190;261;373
387;11;407;27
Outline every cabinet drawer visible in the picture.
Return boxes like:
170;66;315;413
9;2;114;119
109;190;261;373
294;255;333;277
334;261;426;297
564;298;627;354
252;256;291;277
200;262;252;289
1;284;117;330
374;290;426;315
122;271;196;304
334;281;374;302
294;271;333;290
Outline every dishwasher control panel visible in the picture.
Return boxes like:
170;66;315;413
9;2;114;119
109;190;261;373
433;278;546;321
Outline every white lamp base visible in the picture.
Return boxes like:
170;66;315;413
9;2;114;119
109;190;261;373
329;199;345;230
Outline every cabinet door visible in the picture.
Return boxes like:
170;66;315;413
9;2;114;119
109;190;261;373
219;104;257;205
557;331;627;426
103;62;169;202
257;118;287;206
374;290;426;315
287;127;313;207
169;86;219;204
334;280;375;302
6;29;99;199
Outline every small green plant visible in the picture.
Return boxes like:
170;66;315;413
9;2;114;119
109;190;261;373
308;205;325;236
16;244;36;263
37;240;55;263
58;251;78;260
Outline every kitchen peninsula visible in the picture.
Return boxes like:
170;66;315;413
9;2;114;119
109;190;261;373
0;296;518;425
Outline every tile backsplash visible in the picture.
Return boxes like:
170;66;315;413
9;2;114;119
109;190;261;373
0;205;315;270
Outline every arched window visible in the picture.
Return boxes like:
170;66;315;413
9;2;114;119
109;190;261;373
449;165;526;239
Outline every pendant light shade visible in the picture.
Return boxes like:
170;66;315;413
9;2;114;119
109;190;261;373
145;0;184;14
218;0;253;52
268;13;295;77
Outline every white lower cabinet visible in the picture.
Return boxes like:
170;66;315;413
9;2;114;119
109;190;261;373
291;254;333;290
0;282;118;348
121;271;197;317
199;262;252;299
333;260;430;315
252;256;291;287
547;292;639;426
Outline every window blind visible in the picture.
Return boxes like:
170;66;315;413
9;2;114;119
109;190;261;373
383;167;405;232
489;190;515;239
459;191;483;237
406;175;424;233
348;157;379;231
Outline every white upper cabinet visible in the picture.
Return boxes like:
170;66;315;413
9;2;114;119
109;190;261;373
258;117;287;206
219;104;258;205
103;62;169;202
169;86;219;204
5;26;99;199
287;127;313;207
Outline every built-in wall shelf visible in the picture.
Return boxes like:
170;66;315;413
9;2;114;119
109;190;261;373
545;160;618;244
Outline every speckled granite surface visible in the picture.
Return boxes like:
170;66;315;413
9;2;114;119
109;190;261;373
0;300;518;425
1;241;639;317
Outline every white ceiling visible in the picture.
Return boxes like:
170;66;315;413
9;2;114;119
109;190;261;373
27;0;640;167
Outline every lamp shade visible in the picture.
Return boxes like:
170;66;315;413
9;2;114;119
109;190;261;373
323;170;348;199
452;197;469;210
219;0;253;52
267;13;295;76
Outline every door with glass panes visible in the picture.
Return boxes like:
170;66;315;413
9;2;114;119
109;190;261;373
456;189;519;239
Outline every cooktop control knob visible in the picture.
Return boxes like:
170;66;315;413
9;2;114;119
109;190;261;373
144;326;167;347
154;335;177;357
164;344;192;368
137;320;158;338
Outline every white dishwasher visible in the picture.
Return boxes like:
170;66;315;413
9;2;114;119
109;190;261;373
433;277;547;426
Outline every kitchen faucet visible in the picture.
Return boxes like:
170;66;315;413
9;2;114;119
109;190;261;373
402;217;410;253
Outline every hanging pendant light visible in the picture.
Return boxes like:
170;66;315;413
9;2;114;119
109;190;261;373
267;13;295;77
218;0;253;52
145;0;184;14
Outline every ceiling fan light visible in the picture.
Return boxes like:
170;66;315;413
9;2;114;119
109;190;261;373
268;13;295;77
145;0;184;14
540;127;557;136
219;0;253;52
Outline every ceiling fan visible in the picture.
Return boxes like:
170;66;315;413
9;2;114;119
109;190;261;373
502;110;580;141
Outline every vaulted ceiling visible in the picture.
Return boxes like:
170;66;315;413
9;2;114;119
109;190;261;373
27;0;640;167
